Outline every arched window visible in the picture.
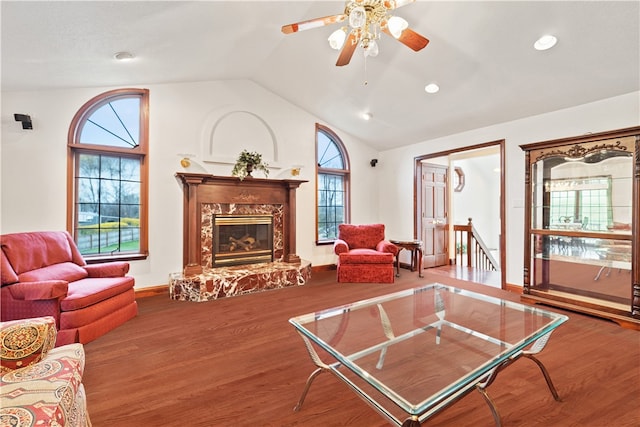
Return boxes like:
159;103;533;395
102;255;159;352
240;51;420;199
67;88;149;260
316;123;350;243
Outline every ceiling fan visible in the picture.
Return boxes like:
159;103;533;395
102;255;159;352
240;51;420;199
281;0;429;66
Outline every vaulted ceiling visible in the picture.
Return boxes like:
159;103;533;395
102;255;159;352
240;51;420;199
2;1;639;150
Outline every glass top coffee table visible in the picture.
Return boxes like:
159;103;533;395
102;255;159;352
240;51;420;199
289;283;568;426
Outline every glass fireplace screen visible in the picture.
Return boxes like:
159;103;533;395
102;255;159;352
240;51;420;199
213;214;274;267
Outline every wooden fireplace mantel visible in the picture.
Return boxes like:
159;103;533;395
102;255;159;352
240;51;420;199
175;172;307;275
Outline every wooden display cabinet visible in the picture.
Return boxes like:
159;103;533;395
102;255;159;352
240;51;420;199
520;126;639;329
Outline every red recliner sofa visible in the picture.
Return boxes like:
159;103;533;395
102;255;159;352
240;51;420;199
333;223;399;283
1;231;138;346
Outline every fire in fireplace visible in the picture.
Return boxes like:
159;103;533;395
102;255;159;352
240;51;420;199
213;214;274;267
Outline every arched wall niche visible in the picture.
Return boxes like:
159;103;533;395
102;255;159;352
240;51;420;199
202;108;280;167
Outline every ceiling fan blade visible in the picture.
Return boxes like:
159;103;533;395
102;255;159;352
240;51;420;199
384;27;429;51
281;14;346;34
385;0;416;10
336;32;358;66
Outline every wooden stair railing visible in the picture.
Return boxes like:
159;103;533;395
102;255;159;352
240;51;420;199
453;218;499;271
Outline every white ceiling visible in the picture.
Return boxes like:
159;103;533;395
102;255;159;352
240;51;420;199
2;1;639;151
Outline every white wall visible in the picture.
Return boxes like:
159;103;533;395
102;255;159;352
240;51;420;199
1;79;379;288
451;153;501;251
378;91;640;286
2;83;637;289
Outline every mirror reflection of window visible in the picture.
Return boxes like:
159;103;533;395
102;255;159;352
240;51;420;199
546;176;612;231
540;153;633;234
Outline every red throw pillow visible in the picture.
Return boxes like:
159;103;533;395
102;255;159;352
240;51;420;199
0;316;57;374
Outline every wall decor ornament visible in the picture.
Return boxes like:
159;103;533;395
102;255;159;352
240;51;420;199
231;150;269;180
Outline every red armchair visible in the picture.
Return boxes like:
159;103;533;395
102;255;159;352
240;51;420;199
333;224;399;283
1;231;138;346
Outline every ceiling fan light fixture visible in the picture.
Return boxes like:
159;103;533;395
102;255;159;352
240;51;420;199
364;40;379;57
534;34;557;51
387;16;408;38
349;6;367;28
328;28;347;50
282;0;428;67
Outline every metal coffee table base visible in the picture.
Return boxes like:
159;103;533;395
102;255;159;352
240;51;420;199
293;330;561;427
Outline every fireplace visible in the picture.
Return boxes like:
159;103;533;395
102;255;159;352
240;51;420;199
213;214;274;267
175;173;306;274
171;173;310;302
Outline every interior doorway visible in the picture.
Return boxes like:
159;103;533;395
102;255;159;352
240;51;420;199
420;163;449;268
414;140;506;289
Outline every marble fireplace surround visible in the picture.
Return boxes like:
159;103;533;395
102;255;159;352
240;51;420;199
175;172;307;276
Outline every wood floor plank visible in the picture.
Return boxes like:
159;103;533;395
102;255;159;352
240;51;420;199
83;270;640;426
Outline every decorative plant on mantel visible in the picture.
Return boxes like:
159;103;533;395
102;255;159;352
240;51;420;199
231;149;270;180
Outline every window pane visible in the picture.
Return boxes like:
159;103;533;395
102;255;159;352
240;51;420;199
78;153;100;178
75;153;141;255
121;157;140;181
318;131;344;169
77;178;100;203
99;180;120;204
100;156;121;179
318;173;345;241
79;97;140;148
78;203;98;225
121;181;140;204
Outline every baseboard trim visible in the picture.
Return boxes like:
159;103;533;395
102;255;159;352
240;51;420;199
135;285;169;298
505;282;523;294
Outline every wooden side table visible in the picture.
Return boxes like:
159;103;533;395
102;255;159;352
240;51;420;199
390;239;423;278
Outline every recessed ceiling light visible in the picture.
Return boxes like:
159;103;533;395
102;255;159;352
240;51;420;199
114;51;135;61
424;83;439;94
362;112;373;121
534;35;557;51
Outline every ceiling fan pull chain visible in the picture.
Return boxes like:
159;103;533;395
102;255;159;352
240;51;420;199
363;55;368;86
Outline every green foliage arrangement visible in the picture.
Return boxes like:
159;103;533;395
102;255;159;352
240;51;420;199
231;149;269;180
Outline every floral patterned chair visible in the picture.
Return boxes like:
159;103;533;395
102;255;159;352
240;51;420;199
333;224;399;283
0;316;91;426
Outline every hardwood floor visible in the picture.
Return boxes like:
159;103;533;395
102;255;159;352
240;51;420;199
83;269;640;426
428;265;502;288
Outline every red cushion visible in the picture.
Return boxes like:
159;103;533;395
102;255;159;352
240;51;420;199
84;261;129;278
61;277;135;311
337;263;395;283
5;281;68;301
338;224;386;249
18;262;88;283
1;232;79;275
339;249;394;264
